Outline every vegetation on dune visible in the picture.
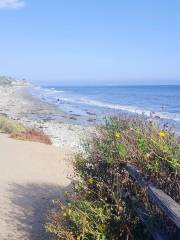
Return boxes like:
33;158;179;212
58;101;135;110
0;115;51;145
0;116;26;135
46;116;180;240
0;75;27;86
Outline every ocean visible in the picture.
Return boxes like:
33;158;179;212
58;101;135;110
30;85;180;132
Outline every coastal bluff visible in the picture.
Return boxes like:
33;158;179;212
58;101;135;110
0;76;28;87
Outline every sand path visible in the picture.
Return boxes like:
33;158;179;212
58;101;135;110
0;134;73;240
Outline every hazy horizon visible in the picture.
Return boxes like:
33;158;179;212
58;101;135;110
0;0;180;85
39;81;180;87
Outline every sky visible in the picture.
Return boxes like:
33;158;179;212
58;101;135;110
0;0;180;85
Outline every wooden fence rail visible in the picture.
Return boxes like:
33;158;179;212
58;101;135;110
123;163;180;240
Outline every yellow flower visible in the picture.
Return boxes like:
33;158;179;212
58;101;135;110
159;131;167;137
67;209;72;216
77;236;81;240
63;212;67;217
88;178;94;184
63;208;72;217
115;132;121;139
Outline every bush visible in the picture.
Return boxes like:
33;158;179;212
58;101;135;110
0;115;52;145
46;116;180;239
0;116;26;135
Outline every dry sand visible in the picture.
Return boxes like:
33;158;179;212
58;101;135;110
0;82;93;239
0;133;73;240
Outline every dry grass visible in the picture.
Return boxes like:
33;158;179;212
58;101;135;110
0;116;26;135
11;129;52;145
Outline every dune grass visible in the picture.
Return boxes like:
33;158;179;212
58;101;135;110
46;116;180;240
0;116;26;135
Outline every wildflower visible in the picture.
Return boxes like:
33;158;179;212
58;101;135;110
67;209;72;216
115;132;121;139
88;178;94;184
159;131;167;137
63;211;67;217
63;208;72;217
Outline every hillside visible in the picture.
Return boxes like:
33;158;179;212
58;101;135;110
0;76;27;86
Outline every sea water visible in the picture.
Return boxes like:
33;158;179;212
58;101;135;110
31;85;180;132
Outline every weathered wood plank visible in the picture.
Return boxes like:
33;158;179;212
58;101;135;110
124;163;148;187
135;207;170;240
124;163;180;229
149;186;180;229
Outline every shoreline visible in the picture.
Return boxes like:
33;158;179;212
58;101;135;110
0;82;179;150
30;85;180;135
0;84;95;151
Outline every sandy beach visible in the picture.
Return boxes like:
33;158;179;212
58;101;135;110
0;84;94;151
0;82;92;239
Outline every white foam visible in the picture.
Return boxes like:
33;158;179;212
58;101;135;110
59;97;180;122
32;86;180;122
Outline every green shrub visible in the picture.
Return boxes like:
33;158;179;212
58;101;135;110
46;116;180;239
0;116;26;135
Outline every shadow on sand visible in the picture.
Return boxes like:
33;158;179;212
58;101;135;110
8;183;72;240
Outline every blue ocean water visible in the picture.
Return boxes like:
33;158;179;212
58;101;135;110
31;85;180;132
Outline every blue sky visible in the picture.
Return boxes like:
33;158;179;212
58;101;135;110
0;0;180;85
